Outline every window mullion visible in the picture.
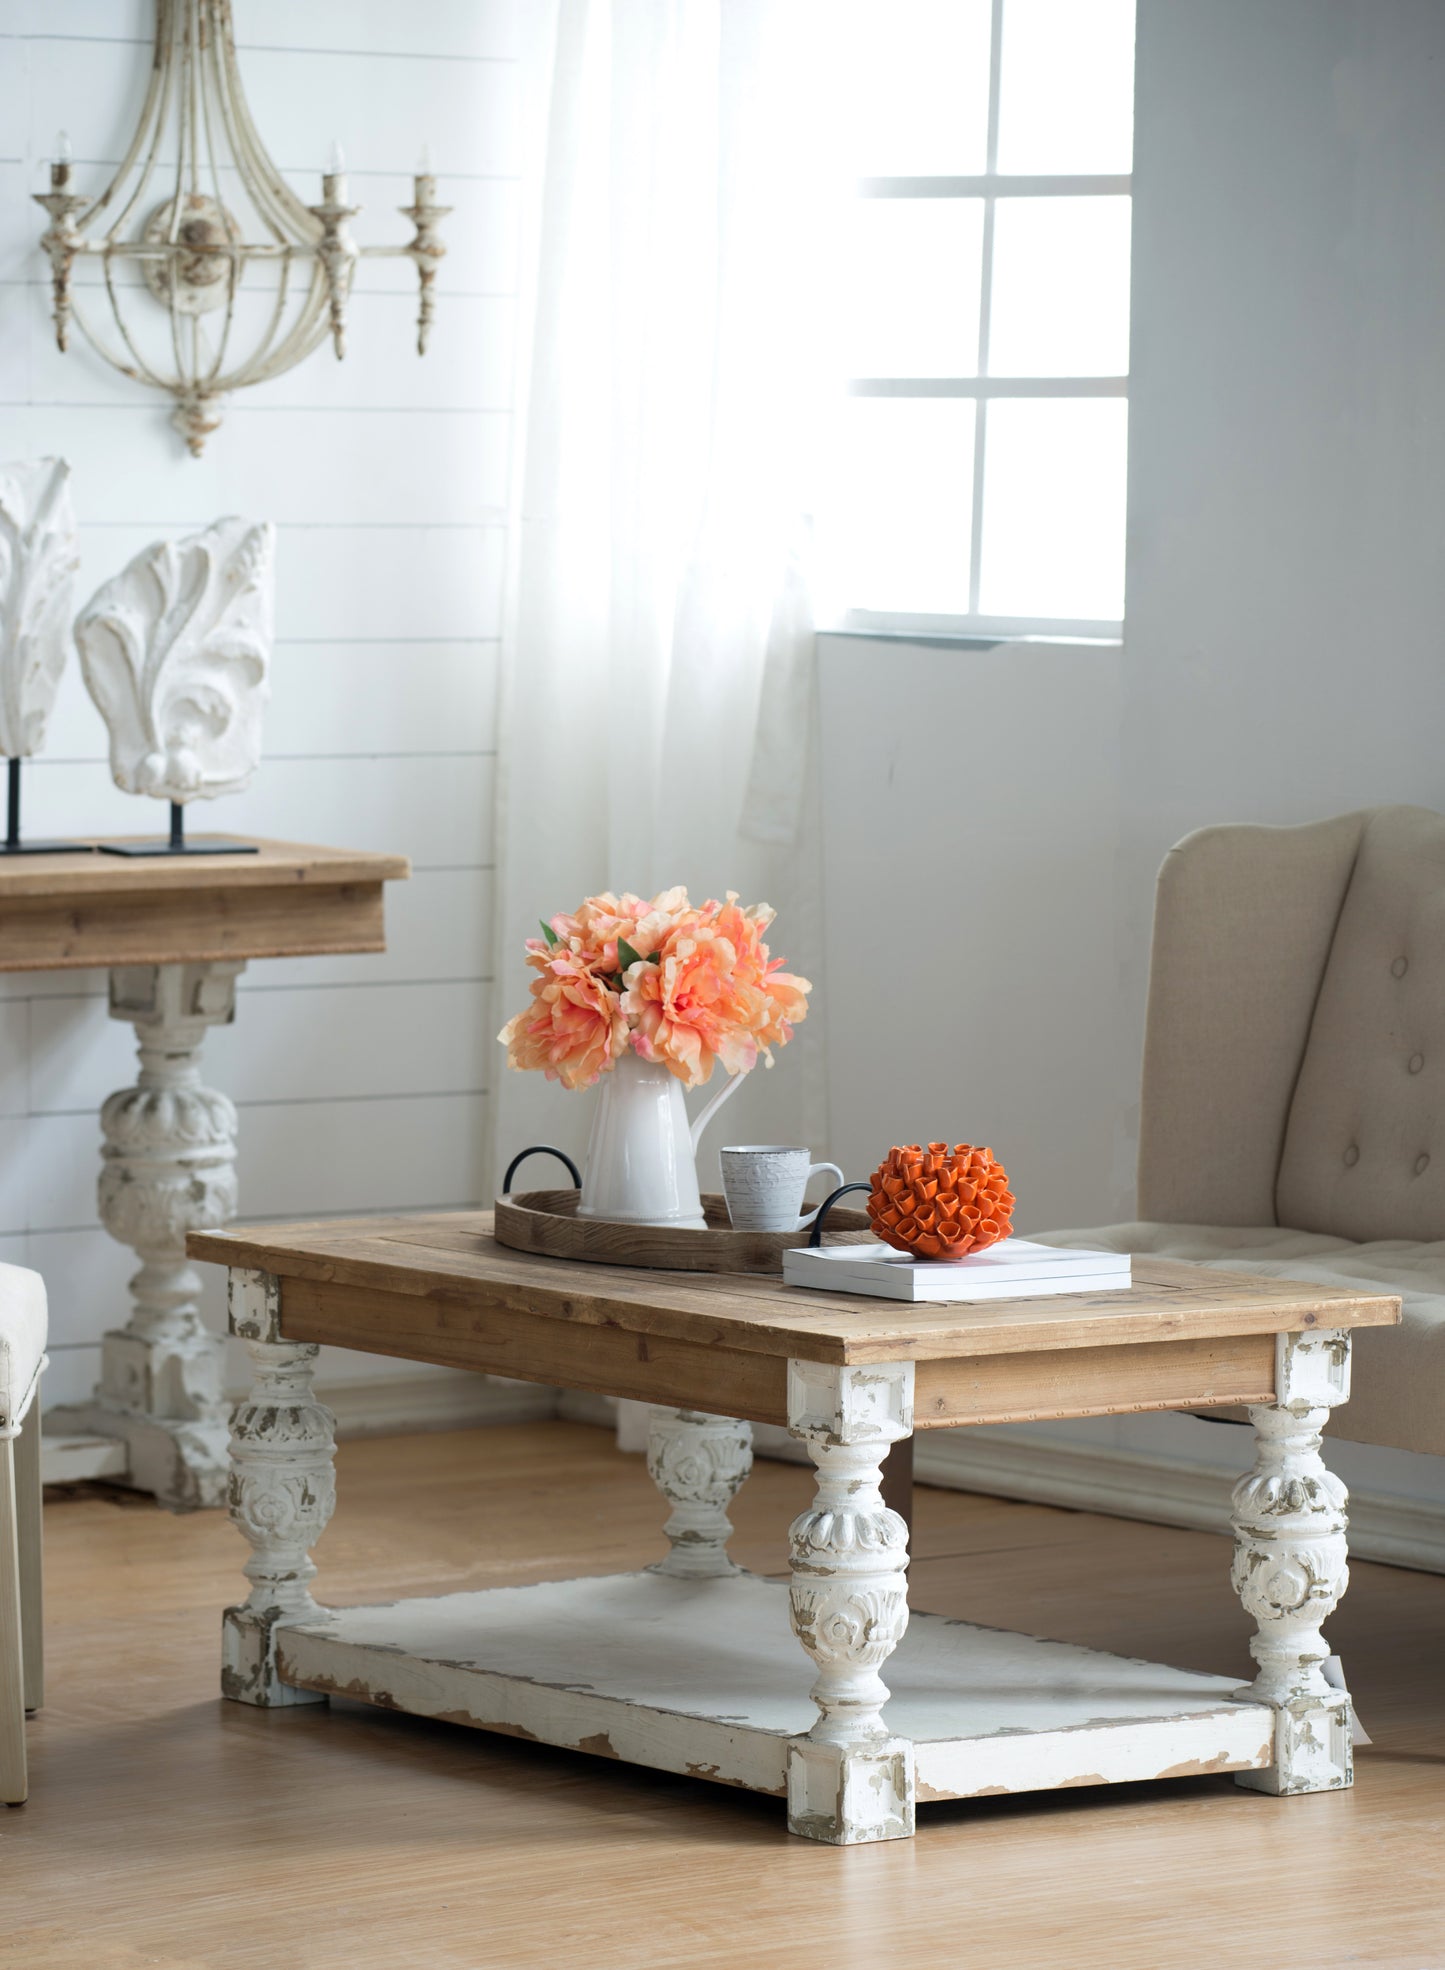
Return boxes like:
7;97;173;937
968;0;1006;618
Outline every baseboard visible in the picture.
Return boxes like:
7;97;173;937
322;1371;560;1439
41;1372;561;1484
914;1428;1445;1576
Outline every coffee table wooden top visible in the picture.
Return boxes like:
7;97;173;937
0;836;410;969
190;1209;1401;1367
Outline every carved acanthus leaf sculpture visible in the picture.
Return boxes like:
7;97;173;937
0;455;80;758
77;516;275;803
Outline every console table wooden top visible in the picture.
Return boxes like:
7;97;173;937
188;1209;1400;1429
0;836;410;970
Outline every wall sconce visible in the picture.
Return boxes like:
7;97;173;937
34;0;450;456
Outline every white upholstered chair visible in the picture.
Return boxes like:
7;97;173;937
1041;805;1445;1457
1;1264;46;1805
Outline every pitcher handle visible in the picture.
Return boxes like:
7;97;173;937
689;1067;747;1152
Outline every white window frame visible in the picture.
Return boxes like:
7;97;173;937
835;1;1131;645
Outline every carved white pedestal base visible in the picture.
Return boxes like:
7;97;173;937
222;1272;337;1705
785;1359;915;1845
49;961;245;1510
645;1408;753;1577
1231;1331;1354;1796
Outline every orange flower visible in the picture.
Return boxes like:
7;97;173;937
623;917;761;1087
500;886;811;1089
498;947;630;1090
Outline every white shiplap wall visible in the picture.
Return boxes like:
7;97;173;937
0;0;516;1414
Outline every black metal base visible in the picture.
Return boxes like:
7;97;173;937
97;801;260;857
97;836;260;858
3;758;96;855
0;839;97;855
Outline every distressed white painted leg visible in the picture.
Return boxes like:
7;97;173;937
49;962;245;1510
0;1434;25;1804
646;1408;753;1577
1231;1329;1353;1796
222;1270;337;1707
785;1359;914;1844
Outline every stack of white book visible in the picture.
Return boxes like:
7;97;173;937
782;1237;1132;1304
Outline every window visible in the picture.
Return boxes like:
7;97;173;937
820;0;1136;641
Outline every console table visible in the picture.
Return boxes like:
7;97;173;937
3;838;408;1507
188;1210;1399;1845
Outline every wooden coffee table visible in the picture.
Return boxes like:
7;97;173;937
188;1211;1400;1846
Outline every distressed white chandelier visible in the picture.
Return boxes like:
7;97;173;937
34;0;448;456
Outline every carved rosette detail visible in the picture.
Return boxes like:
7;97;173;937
228;1341;337;1622
647;1409;753;1577
76;516;275;804
1231;1404;1350;1705
789;1444;910;1747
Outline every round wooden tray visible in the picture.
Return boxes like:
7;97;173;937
493;1188;876;1274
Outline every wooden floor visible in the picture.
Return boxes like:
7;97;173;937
4;1421;1445;1970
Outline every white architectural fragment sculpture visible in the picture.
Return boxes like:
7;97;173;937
76;516;275;814
0;456;84;854
0;456;78;759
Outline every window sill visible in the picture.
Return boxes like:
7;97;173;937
818;625;1123;652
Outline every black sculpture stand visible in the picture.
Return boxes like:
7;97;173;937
1;756;96;855
97;802;261;858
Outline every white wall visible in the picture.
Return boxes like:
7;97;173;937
0;1;517;1409
818;0;1445;1524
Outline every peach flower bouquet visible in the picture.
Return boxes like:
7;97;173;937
498;887;811;1092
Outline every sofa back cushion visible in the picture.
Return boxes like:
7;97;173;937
1278;806;1445;1241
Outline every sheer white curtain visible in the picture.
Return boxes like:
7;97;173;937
490;0;838;1188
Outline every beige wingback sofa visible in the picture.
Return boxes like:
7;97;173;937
1042;804;1445;1458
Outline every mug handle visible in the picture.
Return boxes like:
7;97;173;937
796;1163;846;1229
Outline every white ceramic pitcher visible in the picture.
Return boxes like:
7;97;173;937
577;1050;745;1228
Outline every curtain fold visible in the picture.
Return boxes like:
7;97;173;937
490;0;837;1191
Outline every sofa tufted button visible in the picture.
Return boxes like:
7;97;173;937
1393;956;1409;978
1343;1144;1360;1167
1410;1053;1425;1075
1416;1153;1431;1176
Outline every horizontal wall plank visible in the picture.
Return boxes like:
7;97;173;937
24;292;516;415
0;1003;27;1118
24;39;521;179
28;980;488;1114
2;404;508;527
21;754;495;867
17;1090;485;1238
244;868;494;989
40;640;498;763
69;523;504;642
12;0;520;61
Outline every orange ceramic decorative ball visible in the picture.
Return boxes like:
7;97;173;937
867;1142;1015;1260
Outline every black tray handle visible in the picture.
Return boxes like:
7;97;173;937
502;1144;582;1193
807;1181;873;1247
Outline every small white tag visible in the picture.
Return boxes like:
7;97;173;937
1321;1655;1371;1745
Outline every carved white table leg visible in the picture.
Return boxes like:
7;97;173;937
1232;1330;1353;1795
785;1358;914;1844
222;1269;336;1706
49;961;245;1510
646;1408;753;1577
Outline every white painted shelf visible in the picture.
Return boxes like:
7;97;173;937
275;1570;1274;1808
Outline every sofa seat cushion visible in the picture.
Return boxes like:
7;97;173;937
0;1263;47;1432
1030;1222;1442;1457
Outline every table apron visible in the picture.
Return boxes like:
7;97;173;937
276;1278;1281;1430
0;881;387;970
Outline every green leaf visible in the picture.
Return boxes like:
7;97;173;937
648;950;662;962
616;937;643;972
539;919;560;947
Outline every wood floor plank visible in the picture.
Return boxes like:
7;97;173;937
4;1420;1444;1970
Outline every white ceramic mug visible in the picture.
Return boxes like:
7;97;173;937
719;1145;846;1232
